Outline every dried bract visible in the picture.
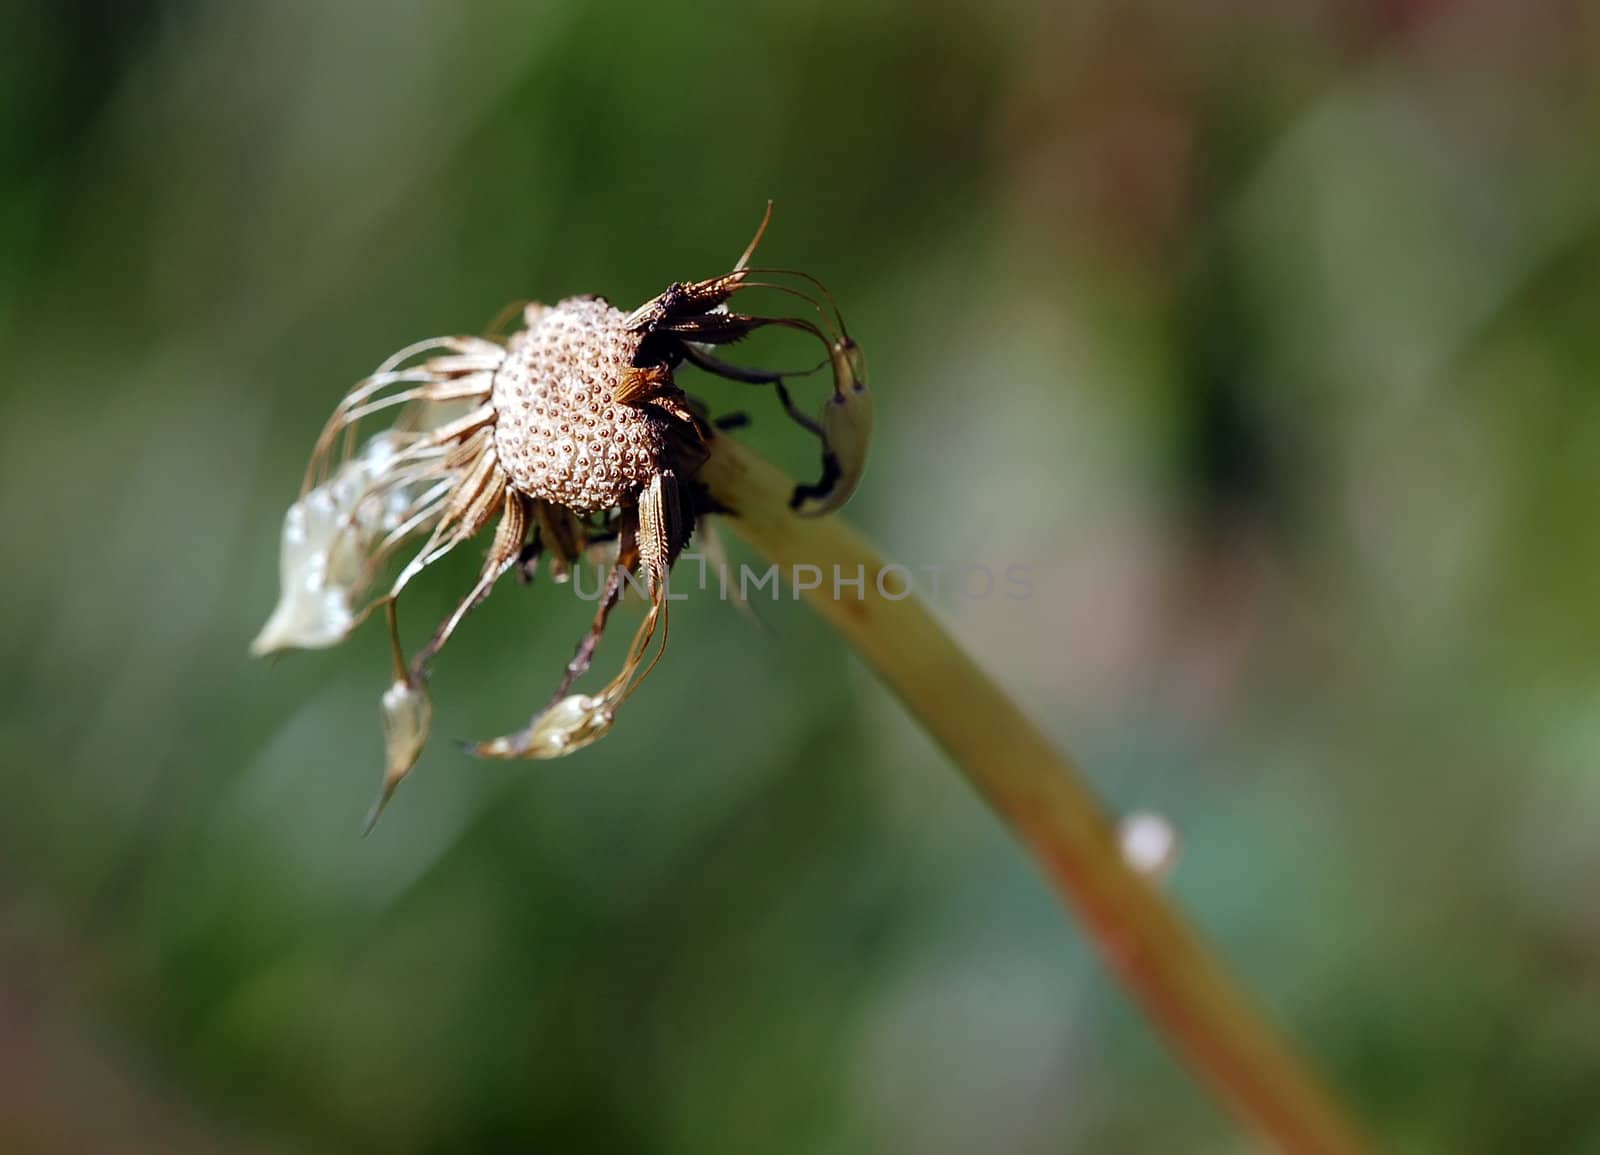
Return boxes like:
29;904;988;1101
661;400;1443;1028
791;338;873;516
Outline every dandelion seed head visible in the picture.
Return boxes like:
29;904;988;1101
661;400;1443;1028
255;207;869;813
492;296;670;514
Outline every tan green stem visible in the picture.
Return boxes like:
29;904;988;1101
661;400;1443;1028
700;435;1372;1155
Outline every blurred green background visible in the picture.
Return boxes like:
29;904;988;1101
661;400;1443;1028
3;1;1599;1151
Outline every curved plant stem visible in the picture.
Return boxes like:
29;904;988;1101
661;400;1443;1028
700;435;1372;1155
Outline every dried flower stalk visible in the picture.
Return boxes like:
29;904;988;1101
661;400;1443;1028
697;433;1372;1155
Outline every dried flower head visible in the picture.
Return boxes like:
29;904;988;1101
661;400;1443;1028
254;205;870;825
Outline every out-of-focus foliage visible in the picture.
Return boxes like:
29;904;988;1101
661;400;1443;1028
3;1;1598;1151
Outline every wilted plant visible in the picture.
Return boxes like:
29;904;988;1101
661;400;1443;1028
254;206;1367;1154
254;205;869;824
